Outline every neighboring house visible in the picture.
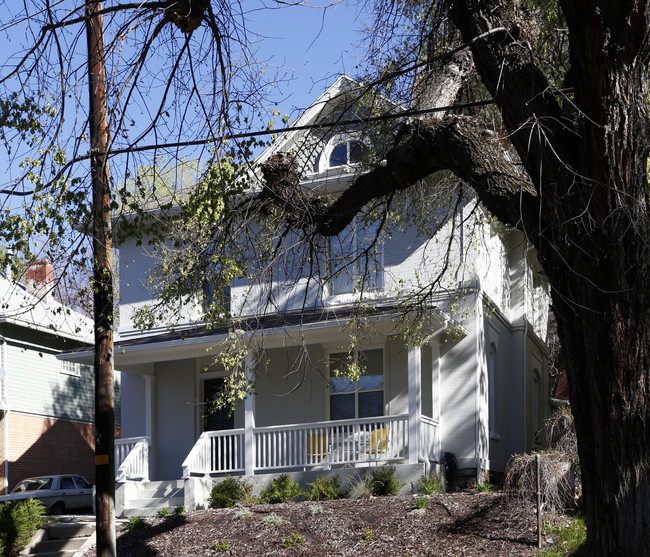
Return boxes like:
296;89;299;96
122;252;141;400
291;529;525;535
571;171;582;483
108;76;550;513
0;260;120;494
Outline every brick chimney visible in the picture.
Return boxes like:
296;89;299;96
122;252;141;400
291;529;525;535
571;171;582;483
25;260;55;302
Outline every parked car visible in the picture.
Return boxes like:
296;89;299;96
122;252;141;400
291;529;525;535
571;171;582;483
0;475;93;514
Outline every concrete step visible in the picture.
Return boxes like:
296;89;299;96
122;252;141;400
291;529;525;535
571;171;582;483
22;521;95;557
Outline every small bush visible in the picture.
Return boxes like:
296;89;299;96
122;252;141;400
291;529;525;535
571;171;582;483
259;474;303;504
156;507;170;518
361;528;376;544
261;513;283;526
174;505;185;515
475;482;495;493
413;497;428;509
209;476;253;509
308;503;324;516
235;507;253;520
418;471;443;494
306;475;349;501
0;498;45;557
365;467;403;497
213;541;230;552
282;533;304;548
125;517;146;531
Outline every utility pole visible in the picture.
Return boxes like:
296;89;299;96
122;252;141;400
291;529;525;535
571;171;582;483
86;1;116;555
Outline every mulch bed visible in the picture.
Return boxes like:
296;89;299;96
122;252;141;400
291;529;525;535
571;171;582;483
86;492;551;556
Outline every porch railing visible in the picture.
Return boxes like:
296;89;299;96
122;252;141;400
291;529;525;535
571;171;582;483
420;416;441;462
182;429;246;478
255;414;408;471
115;436;150;482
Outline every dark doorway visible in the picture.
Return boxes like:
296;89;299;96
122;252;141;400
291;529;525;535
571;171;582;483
204;378;234;432
203;378;235;472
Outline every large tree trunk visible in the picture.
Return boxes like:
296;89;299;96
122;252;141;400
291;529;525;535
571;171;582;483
450;1;650;553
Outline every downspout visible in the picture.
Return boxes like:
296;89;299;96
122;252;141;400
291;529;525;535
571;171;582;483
522;321;528;451
0;336;9;495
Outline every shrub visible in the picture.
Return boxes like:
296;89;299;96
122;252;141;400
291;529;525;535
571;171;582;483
209;476;253;509
306;475;349;501
308;503;324;516
418;471;443;495
235;507;253;520
261;512;283;526
281;533;304;548
124;517;146;531
365;467;403;497
174;505;185;515
259;475;303;504
213;541;230;552
361;528;376;544
156;508;170;517
413;497;428;509
0;498;45;557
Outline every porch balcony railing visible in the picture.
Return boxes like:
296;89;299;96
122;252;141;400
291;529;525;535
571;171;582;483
115;436;150;482
182;429;246;478
182;414;438;477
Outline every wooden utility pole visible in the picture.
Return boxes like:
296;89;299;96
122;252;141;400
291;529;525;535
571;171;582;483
86;1;116;555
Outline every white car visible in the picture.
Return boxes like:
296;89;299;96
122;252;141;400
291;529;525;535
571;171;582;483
0;475;93;514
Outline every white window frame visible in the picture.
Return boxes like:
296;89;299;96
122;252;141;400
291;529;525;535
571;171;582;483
328;348;385;420
326;215;384;297
60;359;81;377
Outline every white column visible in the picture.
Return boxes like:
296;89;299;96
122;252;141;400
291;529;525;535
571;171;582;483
144;374;154;480
408;345;421;465
432;341;442;462
244;351;255;475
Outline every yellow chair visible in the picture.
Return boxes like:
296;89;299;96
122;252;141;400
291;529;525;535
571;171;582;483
365;427;391;458
307;433;329;463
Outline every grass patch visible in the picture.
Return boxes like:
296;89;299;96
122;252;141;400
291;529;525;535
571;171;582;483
539;516;586;556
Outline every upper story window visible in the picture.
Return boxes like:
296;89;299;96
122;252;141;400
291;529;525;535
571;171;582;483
328;215;383;296
329;139;365;168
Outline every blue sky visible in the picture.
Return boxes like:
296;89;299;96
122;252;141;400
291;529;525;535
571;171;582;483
246;1;370;119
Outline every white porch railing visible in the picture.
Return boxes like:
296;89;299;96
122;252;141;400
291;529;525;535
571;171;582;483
420;416;441;462
182;415;433;477
255;414;408;471
115;436;150;482
182;429;246;478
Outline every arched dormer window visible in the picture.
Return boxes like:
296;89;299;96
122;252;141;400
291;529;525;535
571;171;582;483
329;139;365;168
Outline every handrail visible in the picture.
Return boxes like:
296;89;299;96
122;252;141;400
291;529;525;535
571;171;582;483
115;436;150;482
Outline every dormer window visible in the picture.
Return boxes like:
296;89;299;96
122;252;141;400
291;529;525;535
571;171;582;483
329;139;365;168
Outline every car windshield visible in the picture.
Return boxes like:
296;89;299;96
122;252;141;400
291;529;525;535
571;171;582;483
12;477;52;493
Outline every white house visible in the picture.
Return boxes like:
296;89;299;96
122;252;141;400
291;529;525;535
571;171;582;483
110;76;550;515
0;260;120;494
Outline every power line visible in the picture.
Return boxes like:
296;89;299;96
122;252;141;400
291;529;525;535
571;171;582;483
105;88;573;158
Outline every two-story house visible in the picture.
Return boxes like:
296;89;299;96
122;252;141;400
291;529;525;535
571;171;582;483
108;76;550;515
0;260;121;493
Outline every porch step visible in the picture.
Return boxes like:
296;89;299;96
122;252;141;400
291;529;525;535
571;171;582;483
22;522;95;557
121;480;185;517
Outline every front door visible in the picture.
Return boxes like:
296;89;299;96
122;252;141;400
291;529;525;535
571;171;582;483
204;378;235;472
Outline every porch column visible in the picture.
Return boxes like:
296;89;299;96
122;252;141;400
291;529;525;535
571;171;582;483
408;345;421;465
244;351;255;475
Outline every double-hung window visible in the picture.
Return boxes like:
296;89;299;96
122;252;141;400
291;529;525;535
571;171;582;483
328;216;383;296
329;349;384;420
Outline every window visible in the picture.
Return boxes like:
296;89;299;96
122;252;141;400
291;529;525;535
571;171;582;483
329;349;384;420
328;216;383;296
329;139;366;168
60;360;80;377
